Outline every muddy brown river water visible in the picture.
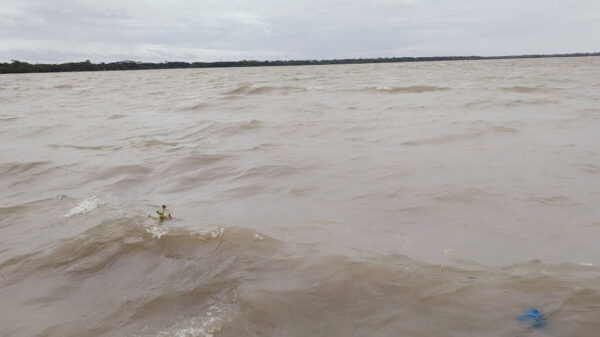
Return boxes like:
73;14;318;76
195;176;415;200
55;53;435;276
1;57;599;336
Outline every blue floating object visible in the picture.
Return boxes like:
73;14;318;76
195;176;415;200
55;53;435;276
518;308;547;328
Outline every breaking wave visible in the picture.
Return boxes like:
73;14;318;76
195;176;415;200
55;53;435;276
1;220;599;336
63;195;104;217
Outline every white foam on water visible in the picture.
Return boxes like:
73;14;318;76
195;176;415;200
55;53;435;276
578;262;593;266
210;227;224;239
187;227;226;242
146;225;169;239
64;196;104;217
158;305;230;337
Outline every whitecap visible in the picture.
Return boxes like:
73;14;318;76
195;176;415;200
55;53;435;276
211;227;225;239
159;304;230;337
146;225;169;239
64;196;104;217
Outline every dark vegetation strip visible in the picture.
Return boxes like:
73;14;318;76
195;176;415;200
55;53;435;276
2;52;599;74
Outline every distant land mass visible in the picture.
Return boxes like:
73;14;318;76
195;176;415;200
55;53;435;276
1;52;599;74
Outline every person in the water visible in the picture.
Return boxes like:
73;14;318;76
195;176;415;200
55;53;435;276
155;205;172;220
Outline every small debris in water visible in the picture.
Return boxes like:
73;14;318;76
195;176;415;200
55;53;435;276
149;204;172;221
517;307;547;328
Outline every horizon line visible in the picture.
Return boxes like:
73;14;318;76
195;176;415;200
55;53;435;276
2;52;599;74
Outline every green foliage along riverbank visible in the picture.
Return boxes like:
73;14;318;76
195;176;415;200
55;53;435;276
2;53;599;74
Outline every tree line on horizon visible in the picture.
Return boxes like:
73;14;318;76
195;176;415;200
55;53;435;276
1;53;599;74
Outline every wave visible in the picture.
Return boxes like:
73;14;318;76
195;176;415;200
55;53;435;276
429;186;496;204
576;108;600;121
501;86;559;93
572;163;600;174
63;195;104;217
402;122;517;146
47;144;121;151
223;84;307;96
0;160;52;176
170;120;263;143
108;114;127;120
156;154;234;187
463;99;495;108
129;137;180;148
464;98;559;108
231;164;306;181
181;102;212;111
529;195;581;206
503;98;560;106
369;85;450;93
52;84;74;89
0;221;280;336
158;161;307;195
0;115;19;122
1;220;599;336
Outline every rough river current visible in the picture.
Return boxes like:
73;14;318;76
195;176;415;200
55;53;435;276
1;57;600;336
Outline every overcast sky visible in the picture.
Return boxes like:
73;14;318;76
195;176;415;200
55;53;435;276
1;0;599;63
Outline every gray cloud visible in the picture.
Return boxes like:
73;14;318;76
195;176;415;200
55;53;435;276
1;0;599;63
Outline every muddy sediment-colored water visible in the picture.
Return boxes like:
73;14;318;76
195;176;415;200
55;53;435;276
1;57;599;336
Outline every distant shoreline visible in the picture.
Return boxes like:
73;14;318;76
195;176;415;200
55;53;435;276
2;52;599;74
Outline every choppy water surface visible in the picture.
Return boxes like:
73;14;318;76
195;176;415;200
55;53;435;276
1;57;600;336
